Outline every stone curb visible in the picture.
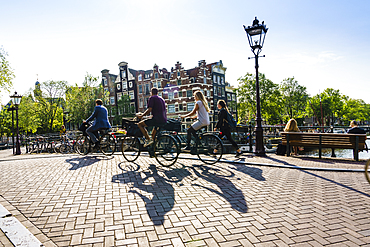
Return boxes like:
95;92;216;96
0;196;57;247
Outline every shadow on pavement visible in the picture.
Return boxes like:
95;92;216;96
190;164;248;213
112;164;179;225
265;156;370;198
66;155;112;170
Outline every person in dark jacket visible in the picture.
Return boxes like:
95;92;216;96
84;99;112;148
347;120;366;135
214;100;242;157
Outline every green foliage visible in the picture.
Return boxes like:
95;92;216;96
65;73;102;126
18;93;40;134
0;46;15;97
34;80;68;133
236;73;282;125
279;77;308;122
0;104;13;137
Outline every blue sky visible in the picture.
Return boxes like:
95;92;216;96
1;0;369;104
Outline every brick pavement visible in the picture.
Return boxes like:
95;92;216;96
1;150;370;246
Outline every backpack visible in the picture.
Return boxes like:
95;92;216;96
275;143;287;155
225;111;237;130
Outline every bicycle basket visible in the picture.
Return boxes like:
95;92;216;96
122;118;143;137
78;122;90;136
164;119;181;132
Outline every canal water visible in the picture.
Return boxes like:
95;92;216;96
304;138;370;160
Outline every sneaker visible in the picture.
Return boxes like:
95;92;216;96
235;151;242;158
143;140;154;147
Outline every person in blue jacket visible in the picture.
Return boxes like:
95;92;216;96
83;99;112;148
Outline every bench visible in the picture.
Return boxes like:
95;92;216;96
281;132;367;161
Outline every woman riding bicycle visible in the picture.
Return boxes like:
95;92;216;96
180;90;210;150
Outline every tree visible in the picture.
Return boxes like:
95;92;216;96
279;77;308;122
0;47;15;99
34;80;68;133
18;93;40;134
65;73;103;126
236;73;282;125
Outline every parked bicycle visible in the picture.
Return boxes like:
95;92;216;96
121;118;179;167
75;122;117;156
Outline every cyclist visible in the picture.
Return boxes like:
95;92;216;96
180;90;210;150
83;99;112;149
137;87;167;147
214;100;242;157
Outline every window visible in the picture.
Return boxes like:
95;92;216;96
214;87;217;95
169;91;174;100
103;77;108;86
187;103;195;111
157;81;161;88
232;94;236;101
145;84;150;95
159;92;162;97
155;73;158;79
177;71;180;77
177;79;181;86
187;90;192;98
138;74;142;81
129;81;133;88
110;96;115;105
218;87;221;96
168;104;175;113
221;77;224;85
139;85;143;94
207;90;210;97
122;81;127;90
217;76;220;84
213;75;216;82
179;104;183;111
117;83;121;90
204;70;206;76
129;91;135;100
178;91;182;97
222;87;225;97
139;98;143;108
164;74;168;79
122;70;126;78
227;93;231;101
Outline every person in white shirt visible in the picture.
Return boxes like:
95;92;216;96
180;90;210;150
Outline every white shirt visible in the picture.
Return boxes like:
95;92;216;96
196;100;210;126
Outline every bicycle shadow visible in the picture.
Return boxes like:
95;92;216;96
112;164;186;225
66;155;112;170
189;164;248;213
227;163;266;181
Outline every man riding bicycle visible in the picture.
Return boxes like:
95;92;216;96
83;99;112;149
136;87;167;147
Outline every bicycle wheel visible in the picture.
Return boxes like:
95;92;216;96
154;134;179;167
60;144;72;154
121;136;141;162
365;159;370;184
100;133;116;156
75;135;90;155
197;134;223;165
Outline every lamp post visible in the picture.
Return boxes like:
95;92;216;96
10;91;22;155
244;17;268;156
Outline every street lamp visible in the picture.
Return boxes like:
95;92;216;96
10;91;22;155
244;17;268;156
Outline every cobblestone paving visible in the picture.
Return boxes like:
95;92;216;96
1;152;370;246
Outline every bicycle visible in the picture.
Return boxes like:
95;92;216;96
121;118;179;167
75;122;117;156
173;118;224;165
365;159;370;184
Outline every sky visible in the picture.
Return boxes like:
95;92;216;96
1;0;369;104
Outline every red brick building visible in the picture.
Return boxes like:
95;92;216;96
101;60;237;130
